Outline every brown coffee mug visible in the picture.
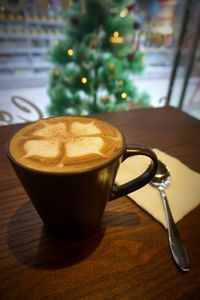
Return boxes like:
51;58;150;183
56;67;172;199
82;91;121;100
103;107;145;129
7;116;158;239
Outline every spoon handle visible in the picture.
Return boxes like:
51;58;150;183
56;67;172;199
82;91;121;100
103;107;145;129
159;187;190;272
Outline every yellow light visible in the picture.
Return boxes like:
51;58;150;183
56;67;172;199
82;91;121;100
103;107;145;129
120;8;128;18
121;92;127;99
113;31;119;38
81;77;87;84
67;48;74;56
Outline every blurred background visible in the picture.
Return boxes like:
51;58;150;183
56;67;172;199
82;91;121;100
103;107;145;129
0;0;199;125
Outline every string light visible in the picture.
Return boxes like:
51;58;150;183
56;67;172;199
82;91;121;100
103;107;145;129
121;92;127;99
120;8;128;18
67;48;74;56
81;77;87;84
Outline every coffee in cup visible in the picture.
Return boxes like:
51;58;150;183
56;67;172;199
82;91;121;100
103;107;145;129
7;116;158;239
9;116;123;173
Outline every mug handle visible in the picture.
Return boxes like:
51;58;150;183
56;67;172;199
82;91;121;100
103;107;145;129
111;144;158;200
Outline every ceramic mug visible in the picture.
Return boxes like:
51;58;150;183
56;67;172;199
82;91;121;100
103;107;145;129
7;116;158;239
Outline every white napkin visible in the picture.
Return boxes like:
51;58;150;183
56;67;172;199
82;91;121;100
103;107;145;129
115;148;200;229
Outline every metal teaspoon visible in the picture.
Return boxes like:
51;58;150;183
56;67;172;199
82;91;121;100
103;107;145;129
150;160;190;272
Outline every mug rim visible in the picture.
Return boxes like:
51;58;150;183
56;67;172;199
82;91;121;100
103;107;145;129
6;116;126;176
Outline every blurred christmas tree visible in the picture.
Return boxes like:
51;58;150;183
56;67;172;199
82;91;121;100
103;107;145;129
48;0;150;116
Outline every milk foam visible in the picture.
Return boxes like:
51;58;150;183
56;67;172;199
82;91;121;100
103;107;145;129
9;117;123;172
33;122;67;139
71;121;101;136
23;121;105;159
24;140;59;158
66;137;104;158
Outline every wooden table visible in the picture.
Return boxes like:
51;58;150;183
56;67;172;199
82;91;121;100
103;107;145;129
1;107;200;300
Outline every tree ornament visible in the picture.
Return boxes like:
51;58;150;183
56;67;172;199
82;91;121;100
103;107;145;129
89;36;98;48
109;31;124;44
108;63;116;73
120;8;128;18
78;53;85;61
70;16;79;26
110;7;118;15
105;57;123;74
133;21;141;30
128;52;135;62
100;97;110;103
118;80;123;86
127;3;136;12
64;76;70;83
53;68;60;77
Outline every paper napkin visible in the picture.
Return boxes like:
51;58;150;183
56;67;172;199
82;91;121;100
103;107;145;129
115;148;200;228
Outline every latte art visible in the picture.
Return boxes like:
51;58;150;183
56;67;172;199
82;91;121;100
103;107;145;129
9;116;123;172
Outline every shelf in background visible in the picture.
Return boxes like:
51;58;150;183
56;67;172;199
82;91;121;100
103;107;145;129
0;47;49;55
0;18;64;26
0;71;48;89
0;61;52;70
0;32;63;40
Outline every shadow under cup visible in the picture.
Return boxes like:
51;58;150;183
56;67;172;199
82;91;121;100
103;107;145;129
6;117;158;240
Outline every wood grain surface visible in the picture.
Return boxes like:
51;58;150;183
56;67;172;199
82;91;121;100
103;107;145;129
0;107;200;300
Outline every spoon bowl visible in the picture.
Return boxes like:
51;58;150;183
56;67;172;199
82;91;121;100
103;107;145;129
151;160;190;272
151;160;170;188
